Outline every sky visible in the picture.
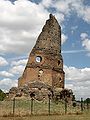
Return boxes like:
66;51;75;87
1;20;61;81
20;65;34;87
0;0;90;100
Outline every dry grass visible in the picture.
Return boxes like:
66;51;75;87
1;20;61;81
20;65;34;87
0;100;80;116
0;99;89;119
0;112;90;120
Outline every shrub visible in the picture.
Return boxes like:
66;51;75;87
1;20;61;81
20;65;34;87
0;89;6;101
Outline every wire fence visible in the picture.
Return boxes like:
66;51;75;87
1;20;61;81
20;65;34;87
0;97;89;117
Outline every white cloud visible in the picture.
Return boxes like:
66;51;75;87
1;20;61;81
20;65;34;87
10;65;25;75
66;82;90;100
71;0;90;24
0;78;18;92
64;65;90;81
82;6;90;24
64;65;90;99
80;33;88;40
54;0;71;15
80;33;90;55
51;0;90;24
61;34;68;44
82;38;90;51
41;0;52;8
0;58;27;92
0;0;89;55
0;71;14;77
11;59;28;66
0;0;49;54
0;56;8;66
9;59;27;75
54;12;65;25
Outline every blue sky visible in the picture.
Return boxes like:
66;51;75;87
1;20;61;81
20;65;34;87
0;0;90;100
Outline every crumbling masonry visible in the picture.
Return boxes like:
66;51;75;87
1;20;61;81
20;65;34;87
18;14;65;89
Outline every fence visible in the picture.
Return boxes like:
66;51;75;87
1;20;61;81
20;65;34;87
0;97;89;117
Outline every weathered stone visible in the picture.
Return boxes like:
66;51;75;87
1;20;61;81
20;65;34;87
18;14;65;89
8;14;75;102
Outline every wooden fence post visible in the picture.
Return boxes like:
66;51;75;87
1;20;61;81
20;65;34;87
31;98;34;115
48;93;51;115
81;98;83;112
30;92;35;115
13;97;15;116
65;97;67;114
86;99;89;110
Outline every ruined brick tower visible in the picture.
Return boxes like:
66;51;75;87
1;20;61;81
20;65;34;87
18;14;65;89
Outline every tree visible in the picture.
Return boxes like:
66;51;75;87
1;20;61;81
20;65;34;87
0;89;6;101
84;98;90;103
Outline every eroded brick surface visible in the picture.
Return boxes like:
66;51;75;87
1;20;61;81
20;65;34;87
18;14;65;89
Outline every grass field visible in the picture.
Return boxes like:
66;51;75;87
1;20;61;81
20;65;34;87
0;99;82;116
0;99;90;120
0;112;90;120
